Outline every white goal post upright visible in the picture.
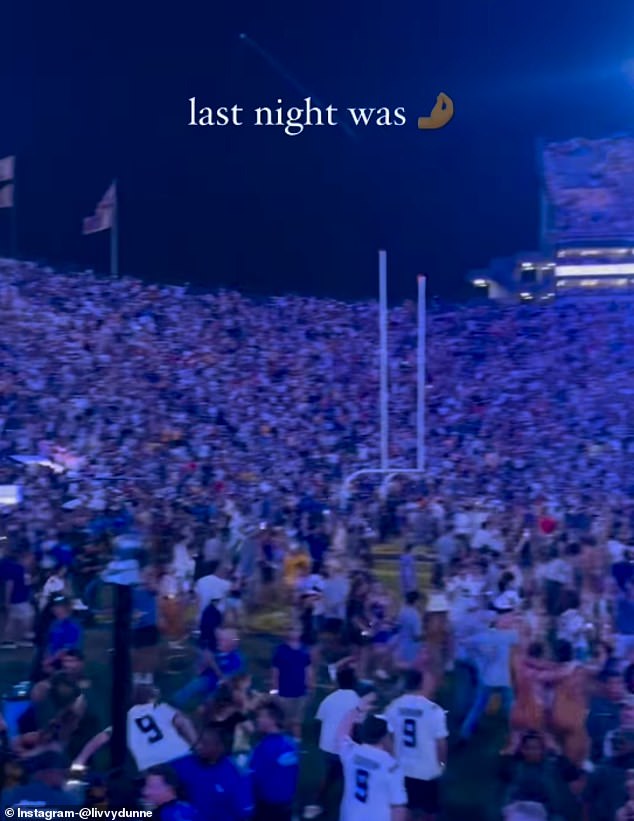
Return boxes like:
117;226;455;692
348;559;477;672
340;261;428;509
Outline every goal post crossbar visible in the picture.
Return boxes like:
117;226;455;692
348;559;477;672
340;468;427;507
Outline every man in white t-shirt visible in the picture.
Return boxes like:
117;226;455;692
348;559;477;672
127;686;197;772
303;664;362;819
316;668;361;755
194;561;231;615
385;670;448;820
335;700;407;821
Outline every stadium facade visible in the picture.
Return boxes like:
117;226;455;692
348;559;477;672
468;135;634;301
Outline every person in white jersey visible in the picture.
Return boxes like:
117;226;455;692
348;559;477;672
385;669;448;820
71;685;197;773
127;685;197;772
336;696;407;821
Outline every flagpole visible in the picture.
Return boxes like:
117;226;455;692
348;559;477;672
10;156;17;258
379;249;389;470
111;180;119;276
417;275;426;471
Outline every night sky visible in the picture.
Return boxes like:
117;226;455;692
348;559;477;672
3;0;634;301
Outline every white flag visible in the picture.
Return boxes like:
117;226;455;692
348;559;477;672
0;156;15;183
82;182;116;235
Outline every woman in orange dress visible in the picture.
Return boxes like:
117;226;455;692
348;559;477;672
509;642;548;735
158;571;187;645
544;639;590;766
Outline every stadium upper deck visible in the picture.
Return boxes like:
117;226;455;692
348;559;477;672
468;136;634;301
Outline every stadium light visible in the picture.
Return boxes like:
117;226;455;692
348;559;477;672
473;278;488;287
519;292;533;300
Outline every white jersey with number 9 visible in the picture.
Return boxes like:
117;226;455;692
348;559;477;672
339;737;407;821
384;694;448;781
127;702;191;772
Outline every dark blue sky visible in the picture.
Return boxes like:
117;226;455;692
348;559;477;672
3;0;634;300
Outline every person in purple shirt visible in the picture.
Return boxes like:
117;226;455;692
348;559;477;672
271;627;313;741
250;701;299;821
171;725;253;821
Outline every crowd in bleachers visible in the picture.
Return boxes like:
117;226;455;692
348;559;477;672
1;258;633;538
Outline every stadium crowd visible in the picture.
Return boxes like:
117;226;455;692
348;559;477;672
0;258;634;820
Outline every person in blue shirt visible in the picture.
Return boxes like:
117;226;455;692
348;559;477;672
173;628;243;708
615;581;634;661
459;613;518;741
271;627;313;741
44;597;82;670
171;725;253;821
305;527;329;575
250;701;299;821
142;765;198;821
50;540;74;569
